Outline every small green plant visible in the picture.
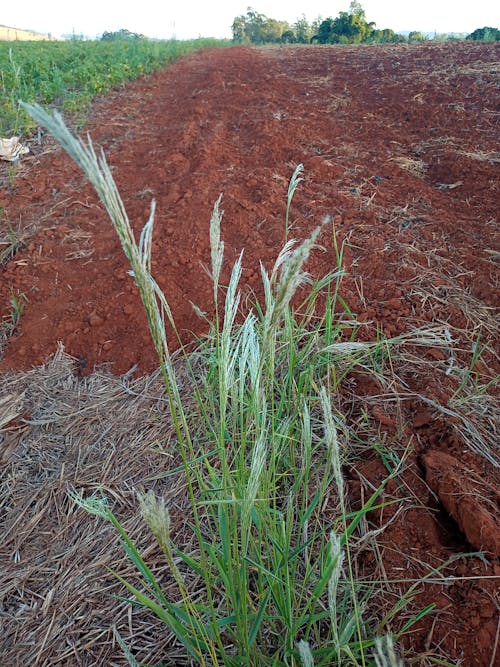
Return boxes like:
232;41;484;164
0;223;24;265
9;290;25;327
1;289;26;337
450;332;498;401
26;102;445;667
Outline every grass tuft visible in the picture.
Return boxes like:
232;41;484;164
24;101;454;666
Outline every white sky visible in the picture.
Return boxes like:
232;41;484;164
2;1;499;39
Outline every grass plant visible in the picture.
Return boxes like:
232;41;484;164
0;288;26;355
0;289;25;333
24;101;449;666
0;221;24;265
7;290;25;327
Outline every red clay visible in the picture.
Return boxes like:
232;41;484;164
1;43;499;664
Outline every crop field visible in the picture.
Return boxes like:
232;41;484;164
0;42;499;666
0;38;225;135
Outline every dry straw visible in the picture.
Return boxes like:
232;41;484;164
0;348;195;665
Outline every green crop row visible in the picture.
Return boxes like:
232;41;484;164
0;38;226;136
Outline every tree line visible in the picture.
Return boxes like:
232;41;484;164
232;2;499;45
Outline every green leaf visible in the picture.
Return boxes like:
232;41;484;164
248;587;272;647
399;603;436;634
111;570;209;662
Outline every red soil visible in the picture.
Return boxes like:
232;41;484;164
1;44;499;664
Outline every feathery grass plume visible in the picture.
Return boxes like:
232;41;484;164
241;425;267;550
262;224;322;352
328;530;345;660
239;313;261;396
71;489;217;665
221;252;243;355
227;312;261;439
320;387;344;504
209;193;224;306
21;106;133;252
300;402;313;569
68;487;113;520
138;491;184;586
285;163;304;243
218;252;243;427
320;387;369;661
22;103;226;661
297;639;315;667
321;325;450;361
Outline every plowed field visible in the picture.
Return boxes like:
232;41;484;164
1;43;499;665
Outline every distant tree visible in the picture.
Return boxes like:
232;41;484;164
332;13;359;42
332;10;375;43
310;17;323;39
314;3;376;44
232;3;405;47
349;1;366;20
466;26;499;41
281;30;296;44
315;18;335;44
242;8;267;44
231;8;291;44
408;31;428;42
261;18;290;43
101;29;145;41
231;15;248;44
293;14;312;43
369;28;397;43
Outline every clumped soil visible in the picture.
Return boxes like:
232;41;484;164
1;44;499;665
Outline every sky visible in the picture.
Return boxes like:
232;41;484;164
2;1;499;39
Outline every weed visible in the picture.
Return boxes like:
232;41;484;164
0;223;24;265
450;332;498;401
0;289;26;341
8;290;25;327
26;102;448;666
